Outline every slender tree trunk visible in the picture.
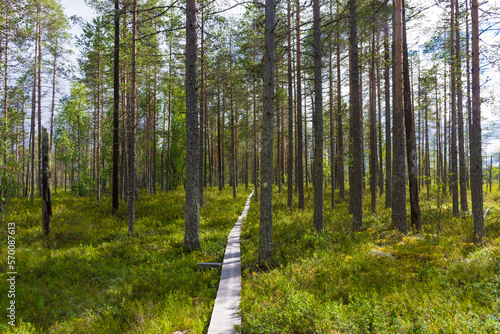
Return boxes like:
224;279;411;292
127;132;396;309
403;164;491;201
392;0;407;234
329;0;335;209
166;38;173;192
199;3;205;205
30;19;38;203
128;0;138;233
470;0;484;244
455;0;468;211
112;0;120;213
450;0;459;216
42;128;52;235
349;0;363;230
37;3;42;198
296;0;305;210
403;0;422;231
253;44;258;201
337;6;345;201
230;34;236;198
313;0;324;231
287;0;294;209
259;0;275;265
97;43;102;206
184;0;201;250
369;27;378;214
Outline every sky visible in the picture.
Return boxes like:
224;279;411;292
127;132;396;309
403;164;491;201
59;0;500;155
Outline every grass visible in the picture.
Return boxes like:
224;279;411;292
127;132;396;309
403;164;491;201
0;186;251;333
240;185;500;333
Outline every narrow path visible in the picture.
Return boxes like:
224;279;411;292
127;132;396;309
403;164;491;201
207;190;254;334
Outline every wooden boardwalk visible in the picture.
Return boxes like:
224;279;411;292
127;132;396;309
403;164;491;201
207;191;254;334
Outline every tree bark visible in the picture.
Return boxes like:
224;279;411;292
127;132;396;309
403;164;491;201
296;0;305;210
369;27;377;214
313;0;324;231
392;0;407;234
337;4;345;201
328;0;335;209
42;128;52;235
450;0;459;217
287;0;294;209
470;0;484;244
184;0;201;250
112;0;120;213
349;0;363;231
403;0;422;231
128;0;138;234
455;0;468;211
259;0;275;265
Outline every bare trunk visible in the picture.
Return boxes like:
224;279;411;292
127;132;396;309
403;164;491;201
313;0;324;231
128;0;138;233
392;0;407;234
349;0;363;230
296;0;304;210
42;128;52;235
112;0;120;213
287;0;294;209
184;0;201;250
403;1;422;231
470;0;484;244
259;0;275;264
455;0;468;211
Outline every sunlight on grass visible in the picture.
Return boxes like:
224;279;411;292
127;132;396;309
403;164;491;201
0;187;251;333
241;187;500;333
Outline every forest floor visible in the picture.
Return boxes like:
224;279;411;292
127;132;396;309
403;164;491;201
240;186;500;333
0;186;251;333
1;185;499;333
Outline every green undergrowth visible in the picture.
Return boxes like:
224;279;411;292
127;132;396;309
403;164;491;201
0;186;251;333
241;187;500;333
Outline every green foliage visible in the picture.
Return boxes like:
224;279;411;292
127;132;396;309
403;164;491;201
241;187;500;333
0;187;251;333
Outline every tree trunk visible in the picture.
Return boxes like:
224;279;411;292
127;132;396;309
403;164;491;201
296;0;304;210
287;0;294;209
112;0;120;213
349;0;363;230
42;128;52;235
97;42;101;206
37;3;42;198
313;0;324;231
184;0;201;250
337;5;345;201
328;0;335;209
450;0;459;217
392;0;407;234
259;0;275;265
230;35;236;198
199;3;205;205
128;0;138;233
455;0;468;211
369;27;377;214
470;0;484;244
30;18;38;203
403;0;422;231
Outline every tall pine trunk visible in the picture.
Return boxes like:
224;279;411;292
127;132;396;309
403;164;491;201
312;0;324;231
184;0;201;250
112;0;120;213
403;0;422;231
349;0;363;230
470;0;484;244
259;0;275;265
392;0;407;234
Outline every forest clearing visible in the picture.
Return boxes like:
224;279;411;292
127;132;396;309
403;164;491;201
1;0;500;332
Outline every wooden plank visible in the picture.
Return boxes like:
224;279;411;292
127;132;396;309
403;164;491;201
198;262;223;270
207;191;253;334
